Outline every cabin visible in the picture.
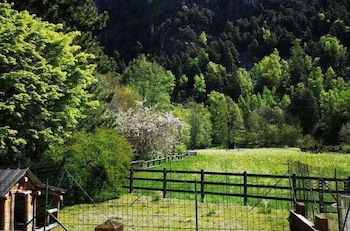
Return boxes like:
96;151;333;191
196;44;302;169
0;168;66;231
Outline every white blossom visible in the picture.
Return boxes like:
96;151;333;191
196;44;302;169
114;103;183;159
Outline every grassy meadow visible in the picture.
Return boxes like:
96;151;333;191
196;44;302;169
59;148;349;230
154;148;350;176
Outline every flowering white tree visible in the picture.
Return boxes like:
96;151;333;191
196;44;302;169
114;103;183;159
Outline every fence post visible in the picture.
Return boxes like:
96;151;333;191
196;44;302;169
295;201;306;217
163;168;167;198
345;177;350;193
194;180;199;231
129;167;134;193
292;174;297;201
318;179;325;213
314;214;328;231
200;169;205;203
243;171;248;206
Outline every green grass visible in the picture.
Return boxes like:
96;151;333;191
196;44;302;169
156;148;350;176
132;148;350;206
59;148;349;230
59;194;290;231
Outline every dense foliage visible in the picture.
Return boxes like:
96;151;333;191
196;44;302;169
92;0;350;148
0;4;96;164
9;0;116;73
50;128;133;202
1;0;350;204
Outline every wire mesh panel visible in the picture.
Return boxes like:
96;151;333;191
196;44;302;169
1;162;348;231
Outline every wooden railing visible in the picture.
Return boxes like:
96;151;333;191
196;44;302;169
126;168;350;209
130;151;197;168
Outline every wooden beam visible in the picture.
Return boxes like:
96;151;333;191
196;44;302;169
0;199;5;230
10;192;15;230
3;195;11;231
25;194;34;231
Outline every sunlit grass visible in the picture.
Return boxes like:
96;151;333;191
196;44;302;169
158;148;350;176
59;194;290;231
59;148;349;230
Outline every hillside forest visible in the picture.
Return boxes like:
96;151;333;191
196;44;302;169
1;0;350;201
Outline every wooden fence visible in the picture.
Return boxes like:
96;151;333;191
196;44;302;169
126;168;350;209
130;151;197;168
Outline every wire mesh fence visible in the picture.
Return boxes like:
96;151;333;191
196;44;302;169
1;159;349;231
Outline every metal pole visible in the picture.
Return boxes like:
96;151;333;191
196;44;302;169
335;169;342;231
195;180;199;231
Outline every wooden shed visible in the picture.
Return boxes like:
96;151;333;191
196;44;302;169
0;168;66;231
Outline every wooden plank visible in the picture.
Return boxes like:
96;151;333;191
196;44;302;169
131;168;348;181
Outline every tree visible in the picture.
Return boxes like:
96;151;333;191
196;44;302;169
288;83;318;133
0;4;96;164
205;62;228;94
252;50;289;91
193;74;206;101
339;123;350;145
226;97;245;148
307;66;324;98
9;0;116;73
207;91;228;146
236;68;254;97
115;104;183;159
188;103;212;149
318;36;347;76
289;40;312;85
49;128;133;203
320;80;350;143
123;55;175;111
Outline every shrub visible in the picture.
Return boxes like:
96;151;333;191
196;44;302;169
342;145;350;153
297;135;318;151
49;128;133;203
279;125;302;147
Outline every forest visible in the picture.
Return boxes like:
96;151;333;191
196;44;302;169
1;0;350;201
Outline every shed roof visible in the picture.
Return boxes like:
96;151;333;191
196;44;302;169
0;168;66;198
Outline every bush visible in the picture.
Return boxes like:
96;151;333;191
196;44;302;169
297;135;318;151
49;128;133;203
342;145;350;153
279;125;302;147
